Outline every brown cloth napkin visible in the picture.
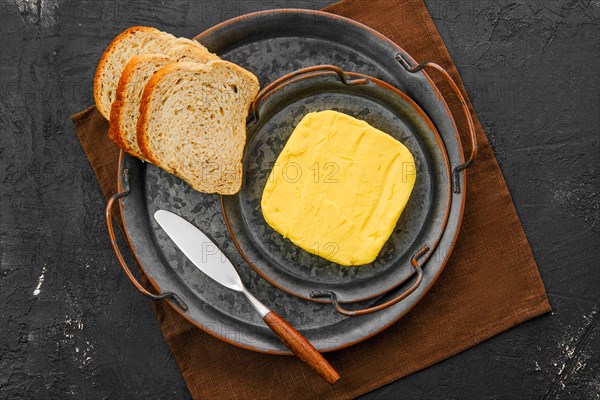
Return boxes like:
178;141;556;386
71;0;551;398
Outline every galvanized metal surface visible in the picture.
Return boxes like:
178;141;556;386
118;10;467;353
221;67;452;305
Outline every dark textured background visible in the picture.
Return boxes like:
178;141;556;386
1;0;598;399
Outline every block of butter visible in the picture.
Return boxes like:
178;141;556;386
261;110;416;266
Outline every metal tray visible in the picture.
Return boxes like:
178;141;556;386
221;65;452;306
106;9;476;353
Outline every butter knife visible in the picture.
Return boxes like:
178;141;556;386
154;210;340;384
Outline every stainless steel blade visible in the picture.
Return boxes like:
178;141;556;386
154;210;245;292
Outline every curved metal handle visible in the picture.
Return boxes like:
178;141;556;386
396;54;478;194
106;169;188;311
248;64;368;125
310;246;428;316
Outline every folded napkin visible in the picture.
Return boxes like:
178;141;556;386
71;0;551;398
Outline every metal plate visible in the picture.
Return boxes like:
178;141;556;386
221;71;452;303
119;9;467;354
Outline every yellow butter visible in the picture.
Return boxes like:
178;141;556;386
261;110;416;266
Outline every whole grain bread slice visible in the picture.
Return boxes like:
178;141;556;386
137;61;260;194
94;27;176;119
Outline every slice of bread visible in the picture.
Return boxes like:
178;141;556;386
94;27;176;120
137;61;260;194
108;54;176;160
109;45;220;160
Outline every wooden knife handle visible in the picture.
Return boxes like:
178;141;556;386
263;311;340;384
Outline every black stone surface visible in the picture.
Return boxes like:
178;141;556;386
1;0;598;399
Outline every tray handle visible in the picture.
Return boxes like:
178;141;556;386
396;54;478;194
248;64;368;125
106;169;188;311
310;246;428;316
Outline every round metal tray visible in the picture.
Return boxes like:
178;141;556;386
108;9;475;354
221;66;452;305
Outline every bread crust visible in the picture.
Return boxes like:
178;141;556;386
94;26;162;120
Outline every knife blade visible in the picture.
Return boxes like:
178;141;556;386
154;209;246;292
154;210;340;384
